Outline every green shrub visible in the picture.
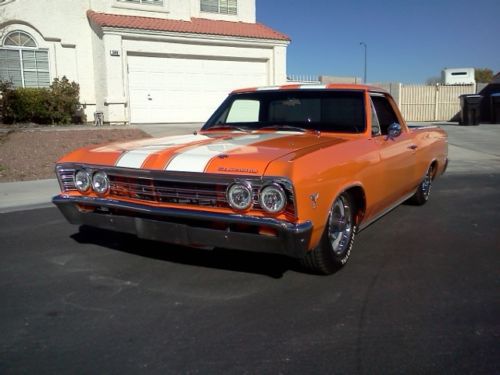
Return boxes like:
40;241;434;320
48;77;84;124
0;80;16;123
0;76;86;125
10;88;51;124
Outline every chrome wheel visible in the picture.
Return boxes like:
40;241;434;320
408;164;435;206
328;195;353;256
301;191;357;274
420;167;433;201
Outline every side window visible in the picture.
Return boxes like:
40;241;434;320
370;98;381;136
371;95;399;135
226;99;260;123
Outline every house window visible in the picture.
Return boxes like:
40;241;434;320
0;31;50;88
201;0;237;15
116;0;164;5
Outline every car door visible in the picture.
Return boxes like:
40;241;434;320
371;93;417;208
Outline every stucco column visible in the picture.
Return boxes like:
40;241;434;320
102;33;127;124
273;45;288;85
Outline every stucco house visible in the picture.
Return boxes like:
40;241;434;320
0;0;289;124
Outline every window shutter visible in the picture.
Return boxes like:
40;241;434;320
0;49;23;87
117;0;164;5
22;49;49;88
201;0;219;13
227;0;237;14
201;0;237;14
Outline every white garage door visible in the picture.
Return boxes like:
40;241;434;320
128;55;269;123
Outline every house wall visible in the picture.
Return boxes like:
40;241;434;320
1;0;98;118
1;0;286;123
89;0;255;23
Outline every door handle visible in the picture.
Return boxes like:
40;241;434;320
408;144;418;150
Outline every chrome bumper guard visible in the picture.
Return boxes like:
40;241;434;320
53;195;312;258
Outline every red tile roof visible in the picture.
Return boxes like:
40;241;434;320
87;10;290;41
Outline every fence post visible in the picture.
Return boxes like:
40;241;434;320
434;84;440;121
398;83;402;110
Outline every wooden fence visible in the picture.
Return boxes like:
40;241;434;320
399;84;475;122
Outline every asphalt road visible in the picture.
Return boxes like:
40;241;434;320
1;171;499;374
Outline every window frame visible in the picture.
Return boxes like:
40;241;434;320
203;89;367;134
369;96;381;136
370;93;401;136
0;31;50;88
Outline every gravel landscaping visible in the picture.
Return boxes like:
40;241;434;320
0;126;151;182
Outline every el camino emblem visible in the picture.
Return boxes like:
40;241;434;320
310;193;319;209
218;167;258;174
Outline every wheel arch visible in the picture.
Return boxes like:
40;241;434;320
429;159;439;179
336;184;366;226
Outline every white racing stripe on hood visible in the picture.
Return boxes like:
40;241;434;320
165;133;291;173
116;134;209;168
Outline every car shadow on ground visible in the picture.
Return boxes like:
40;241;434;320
71;225;308;279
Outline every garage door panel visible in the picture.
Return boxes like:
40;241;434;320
128;55;268;123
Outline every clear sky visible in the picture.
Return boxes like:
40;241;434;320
256;0;500;84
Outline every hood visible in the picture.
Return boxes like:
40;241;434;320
59;131;346;176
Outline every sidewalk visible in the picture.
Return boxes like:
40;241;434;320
0;179;60;213
0;123;201;213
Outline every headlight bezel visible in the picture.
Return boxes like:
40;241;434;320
259;183;287;214
91;171;110;196
74;170;92;193
226;181;254;211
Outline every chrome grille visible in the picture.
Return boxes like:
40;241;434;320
108;175;228;208
57;167;77;191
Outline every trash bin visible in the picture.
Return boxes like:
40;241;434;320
459;94;482;125
490;93;500;124
94;111;104;127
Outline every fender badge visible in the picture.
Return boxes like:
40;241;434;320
310;193;319;209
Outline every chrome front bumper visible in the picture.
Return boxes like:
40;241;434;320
53;195;313;258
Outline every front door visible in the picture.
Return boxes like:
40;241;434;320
371;94;417;209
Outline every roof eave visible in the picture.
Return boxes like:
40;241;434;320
99;25;290;45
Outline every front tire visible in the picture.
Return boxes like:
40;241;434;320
408;165;434;206
301;192;357;275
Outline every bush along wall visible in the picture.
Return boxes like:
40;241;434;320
0;76;86;125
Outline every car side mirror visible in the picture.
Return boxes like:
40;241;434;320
387;123;402;140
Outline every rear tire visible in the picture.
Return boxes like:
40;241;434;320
301;192;357;275
408;165;434;206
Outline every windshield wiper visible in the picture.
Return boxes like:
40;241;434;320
204;124;250;132
259;125;308;132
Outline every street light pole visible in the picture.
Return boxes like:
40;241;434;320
359;42;367;84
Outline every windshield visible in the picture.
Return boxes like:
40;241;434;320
202;90;366;133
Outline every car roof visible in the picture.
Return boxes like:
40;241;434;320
231;83;388;95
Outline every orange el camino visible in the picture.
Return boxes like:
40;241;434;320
53;84;448;274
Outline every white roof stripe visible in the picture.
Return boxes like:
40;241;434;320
299;84;327;89
256;86;282;91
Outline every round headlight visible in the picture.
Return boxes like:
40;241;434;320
74;170;91;193
92;171;110;195
227;182;253;211
259;184;287;214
